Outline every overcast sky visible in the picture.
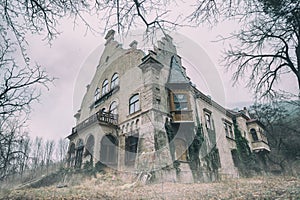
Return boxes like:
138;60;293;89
24;16;296;141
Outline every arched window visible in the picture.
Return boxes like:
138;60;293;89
102;79;109;95
75;139;84;168
109;101;118;115
95;88;100;101
100;134;118;164
250;128;259;142
111;73;119;89
85;135;95;158
129;94;139;114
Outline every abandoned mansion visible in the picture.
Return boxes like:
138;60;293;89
67;30;270;183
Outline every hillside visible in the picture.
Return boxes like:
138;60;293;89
1;174;299;199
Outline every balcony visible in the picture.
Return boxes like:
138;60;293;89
251;140;270;152
71;111;118;135
170;110;193;122
94;85;119;107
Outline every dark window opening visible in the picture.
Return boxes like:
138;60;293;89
100;135;118;164
125;136;139;165
250;128;259;142
205;113;212;130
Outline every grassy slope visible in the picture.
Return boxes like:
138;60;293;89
1;175;299;199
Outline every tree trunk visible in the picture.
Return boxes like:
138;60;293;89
296;44;300;99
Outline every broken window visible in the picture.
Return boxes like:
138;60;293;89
250;128;259;142
125;136;139;165
224;122;234;139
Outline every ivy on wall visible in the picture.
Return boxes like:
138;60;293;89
188;122;204;181
233;117;260;176
165;120;179;173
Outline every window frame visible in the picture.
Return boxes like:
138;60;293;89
111;73;119;89
94;88;100;101
102;79;109;95
205;112;212;130
109;101;118;115
250;128;259;142
129;94;140;114
173;93;188;111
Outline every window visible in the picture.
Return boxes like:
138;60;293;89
250;128;259;142
173;94;188;111
229;125;233;138
125;136;138;165
102;79;109;95
205;113;212;129
95;88;100;101
224;122;234;139
224;123;229;137
109;101;118;115
129;94;140;114
111;73;119;89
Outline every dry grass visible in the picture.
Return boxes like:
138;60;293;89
1;174;300;199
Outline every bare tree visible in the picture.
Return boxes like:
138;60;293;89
0;115;30;180
57;138;68;163
223;0;300;100
250;102;300;173
44;140;55;173
32;136;43;170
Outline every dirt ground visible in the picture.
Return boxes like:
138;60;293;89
1;175;300;199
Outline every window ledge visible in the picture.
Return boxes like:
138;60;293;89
127;109;142;117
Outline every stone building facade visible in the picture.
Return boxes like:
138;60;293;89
67;30;270;183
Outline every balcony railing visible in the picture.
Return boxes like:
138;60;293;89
72;111;118;134
94;85;119;106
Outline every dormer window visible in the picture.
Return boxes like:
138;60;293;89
111;73;119;89
102;79;109;95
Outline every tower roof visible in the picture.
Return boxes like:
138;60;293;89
167;56;189;85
